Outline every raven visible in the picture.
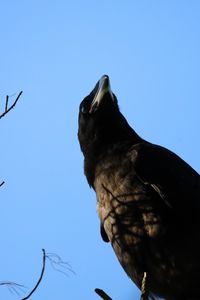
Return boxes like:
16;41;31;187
78;75;200;300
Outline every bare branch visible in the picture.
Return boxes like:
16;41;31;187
95;288;112;300
0;181;5;187
0;282;26;296
21;249;46;300
0;249;73;299
46;252;75;276
141;272;148;300
0;91;23;119
5;95;9;112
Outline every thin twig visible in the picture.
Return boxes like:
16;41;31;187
5;95;9;112
141;272;148;300
0;282;26;296
0;91;23;119
21;249;46;300
95;288;112;300
0;181;5;187
46;252;75;276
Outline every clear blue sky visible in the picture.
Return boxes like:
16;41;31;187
0;1;199;299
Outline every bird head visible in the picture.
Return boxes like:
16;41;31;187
78;75;140;159
82;75;116;114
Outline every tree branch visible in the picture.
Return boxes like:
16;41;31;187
21;249;46;300
5;95;9;112
0;181;5;187
95;288;112;300
0;281;26;296
46;252;75;276
0;91;23;119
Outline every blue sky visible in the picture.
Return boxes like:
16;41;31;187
0;1;199;299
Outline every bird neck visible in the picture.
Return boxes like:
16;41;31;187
83;127;143;187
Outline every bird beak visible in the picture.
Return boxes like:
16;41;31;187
89;75;114;113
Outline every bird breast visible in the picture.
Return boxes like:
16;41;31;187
93;158;166;287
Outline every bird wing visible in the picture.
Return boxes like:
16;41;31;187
133;142;200;212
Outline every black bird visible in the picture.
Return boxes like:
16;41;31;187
78;75;200;300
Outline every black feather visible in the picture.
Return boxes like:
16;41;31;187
100;223;109;243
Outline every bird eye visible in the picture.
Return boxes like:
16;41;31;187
81;106;88;114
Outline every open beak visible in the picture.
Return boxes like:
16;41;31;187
89;75;114;113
